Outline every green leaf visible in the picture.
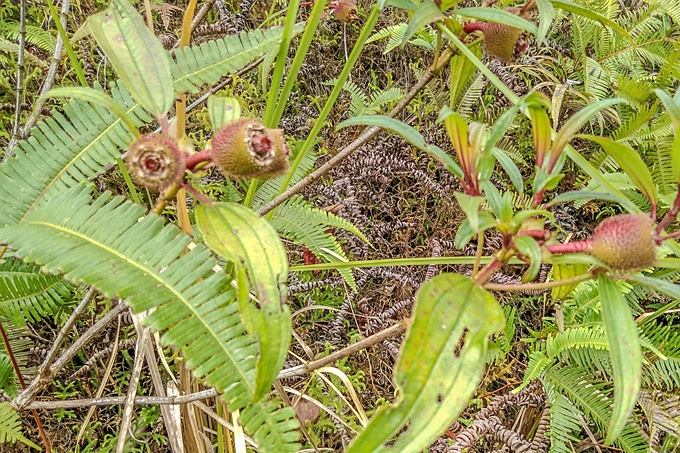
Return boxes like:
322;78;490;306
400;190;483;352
207;96;242;131
454;193;484;232
549;98;624;168
0;402;40;449
492;148;524;194
514;236;541;282
336;115;463;177
41;86;140;137
550;0;633;44
173;27;288;94
455;7;539;35
535;0;555;45
577;135;657;207
196;203;291;401
656;89;680;183
88;0;174;116
0;258;72;325
598;275;642;444
550;262;589;301
347;273;504;452
402;0;444;44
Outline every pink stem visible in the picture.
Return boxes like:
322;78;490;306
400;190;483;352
463;22;487;33
546;240;593;255
185;149;214;172
656;185;680;233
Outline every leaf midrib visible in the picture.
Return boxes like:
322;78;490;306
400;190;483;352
25;219;253;392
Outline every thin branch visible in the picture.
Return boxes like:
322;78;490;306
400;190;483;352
256;48;454;216
116;327;150;453
24;321;407;410
40;286;96;371
5;0;71;159
9;0;26;149
0;323;51;452
483;273;593;292
12;302;128;410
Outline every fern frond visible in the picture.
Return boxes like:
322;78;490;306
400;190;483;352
0;23;56;52
173;27;287;94
0;83;148;226
548;366;648;453
0;187;300;451
543;379;582;453
367;87;403;114
0;402;38;449
271;196;366;288
0;258;72;324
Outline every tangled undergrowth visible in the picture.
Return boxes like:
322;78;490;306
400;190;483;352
1;0;680;452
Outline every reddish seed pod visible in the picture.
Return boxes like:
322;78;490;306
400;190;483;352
125;133;185;191
210;119;290;180
464;22;523;62
590;214;657;270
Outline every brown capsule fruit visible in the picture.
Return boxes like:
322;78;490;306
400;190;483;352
210;119;290;180
125;133;185;191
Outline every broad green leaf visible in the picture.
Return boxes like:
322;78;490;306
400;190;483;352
455;7;538;35
88;0;174;116
207;96;242;131
551;0;633;43
336;115;463;177
577;135;657;207
598;276;642;444
535;0;555;45
550;262;589;300
514;236;541;282
347;273;504;452
548;190;625;206
196;202;291;401
449;49;482;109
402;0;444;45
529;102;552;167
564;147;640;213
454;193;484;232
485;103;521;155
41;86;140;136
492;148;524;193
548;98;624;169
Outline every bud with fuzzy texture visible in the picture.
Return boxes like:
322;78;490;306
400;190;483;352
330;0;357;22
210;119;290;179
548;214;657;270
125;134;185;191
463;22;523;62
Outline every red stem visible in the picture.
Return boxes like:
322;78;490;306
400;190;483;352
463;22;486;33
185;149;214;172
546;240;593;255
518;229;549;240
0;323;51;452
473;258;502;285
656;185;680;233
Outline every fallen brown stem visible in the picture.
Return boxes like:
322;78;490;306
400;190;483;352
24;321;407;410
256;48;454;216
116;328;150;453
483;273;593;292
13;303;128;410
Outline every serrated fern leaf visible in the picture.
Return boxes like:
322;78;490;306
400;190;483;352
173;27;286;94
271;196;364;288
544;379;582;453
0;402;38;449
1;187;258;406
0;83;148;226
0;258;72;324
548;366;648;453
0;24;56;53
0;187;301;451
242;400;301;452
